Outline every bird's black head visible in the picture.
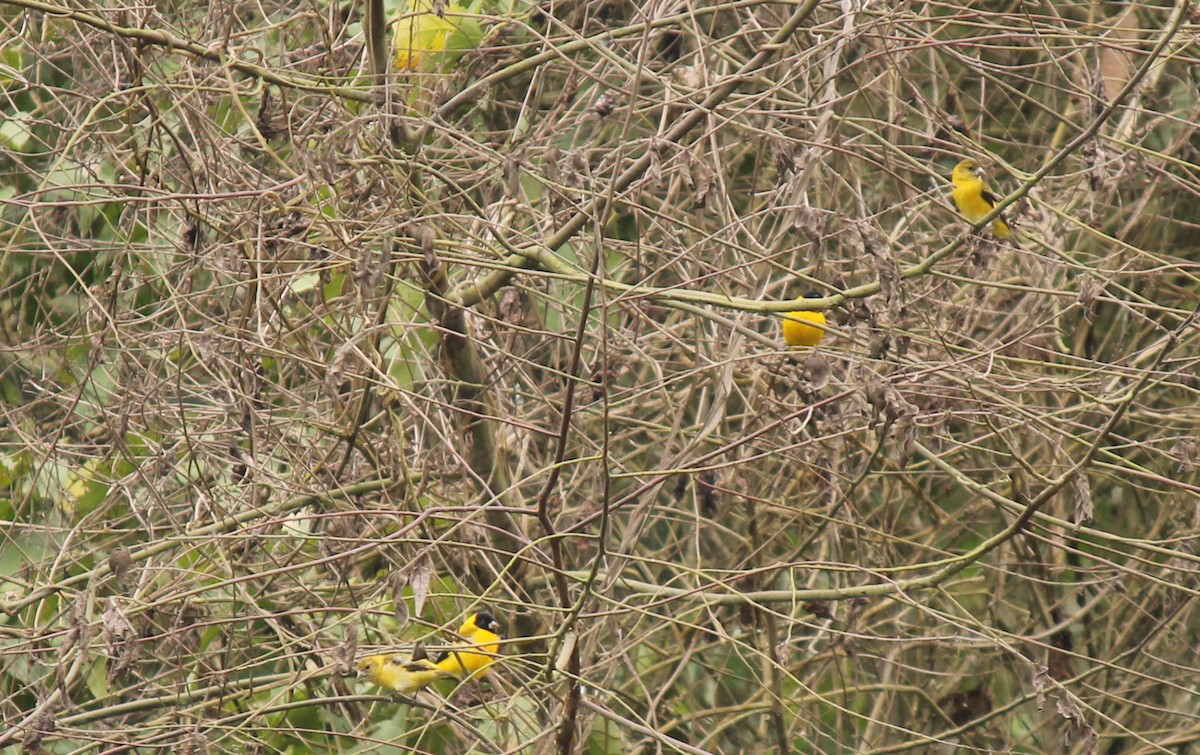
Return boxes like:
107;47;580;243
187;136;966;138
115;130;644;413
474;611;502;635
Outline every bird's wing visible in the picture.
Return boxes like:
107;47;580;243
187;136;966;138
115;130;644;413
401;660;436;672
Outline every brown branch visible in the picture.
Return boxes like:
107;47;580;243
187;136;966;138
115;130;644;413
412;223;526;561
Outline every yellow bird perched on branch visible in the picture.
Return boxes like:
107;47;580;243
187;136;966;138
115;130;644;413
781;293;827;348
357;643;456;695
950;158;1014;241
434;611;503;679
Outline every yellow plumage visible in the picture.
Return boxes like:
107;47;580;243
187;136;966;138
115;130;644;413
951;158;1012;239
434;611;503;679
781;299;826;348
357;654;455;695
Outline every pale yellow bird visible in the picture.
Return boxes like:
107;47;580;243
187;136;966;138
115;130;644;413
950;158;1013;240
357;649;455;695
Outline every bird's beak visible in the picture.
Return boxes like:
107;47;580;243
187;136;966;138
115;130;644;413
488;620;502;634
973;166;985;178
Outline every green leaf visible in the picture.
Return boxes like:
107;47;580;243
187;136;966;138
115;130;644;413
0;113;32;151
59;458;110;517
393;1;484;72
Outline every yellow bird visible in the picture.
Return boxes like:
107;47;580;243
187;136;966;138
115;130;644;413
950;158;1013;239
434;611;503;679
357;651;455;695
781;293;827;348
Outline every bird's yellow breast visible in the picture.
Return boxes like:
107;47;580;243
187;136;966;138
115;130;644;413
950;160;1012;239
782;308;826;348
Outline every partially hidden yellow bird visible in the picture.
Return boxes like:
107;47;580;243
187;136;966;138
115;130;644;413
357;645;456;695
434;611;503;679
781;293;827;348
950;158;1013;240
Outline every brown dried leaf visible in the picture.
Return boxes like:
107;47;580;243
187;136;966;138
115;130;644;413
389;570;411;627
590;90;617;119
559;67;580;106
325;341;352;404
23;707;57;752
101;598;133;654
769;133;796;178
1057;691;1098;754
774;638;794;666
1171;436;1197;474
868;332;891;360
544;144;561;184
569;150;589;177
60;592;90;668
1076;274;1100;320
647;147;662;185
859;224;900;319
673;64;702;90
890;413;916;467
863;374;889;429
497;288;527;328
334;624;358;676
804;351;831;391
1082;139;1109;192
792;200;823;240
689;157;716;211
409;552;433;617
1031;663;1050;710
103;598;139;681
1070;473;1094;524
408;222;438;256
256;86;280;140
503;152;522;201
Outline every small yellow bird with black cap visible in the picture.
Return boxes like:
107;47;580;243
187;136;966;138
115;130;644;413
434;611;503;679
781;292;826;348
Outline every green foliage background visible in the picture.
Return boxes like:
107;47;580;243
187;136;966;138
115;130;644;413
1;0;1199;752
